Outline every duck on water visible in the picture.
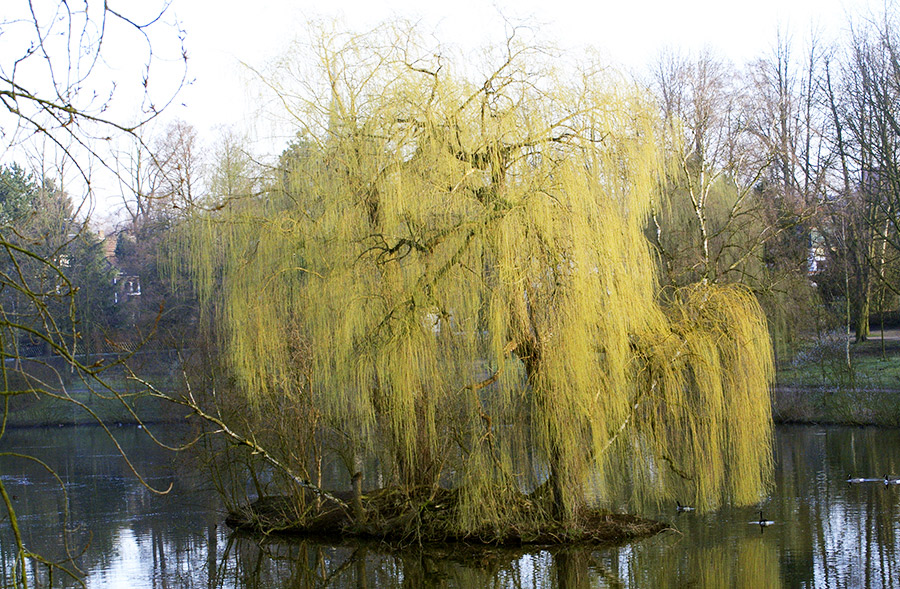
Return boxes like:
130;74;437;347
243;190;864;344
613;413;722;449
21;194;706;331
676;501;695;513
750;511;774;527
845;476;897;484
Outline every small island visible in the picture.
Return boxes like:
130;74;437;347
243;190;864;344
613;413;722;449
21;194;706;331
225;487;669;546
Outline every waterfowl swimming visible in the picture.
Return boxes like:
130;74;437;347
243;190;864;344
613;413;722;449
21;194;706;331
676;501;695;513
750;510;774;527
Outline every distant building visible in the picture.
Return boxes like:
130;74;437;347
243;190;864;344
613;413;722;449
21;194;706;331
113;273;141;303
99;230;141;304
808;229;827;276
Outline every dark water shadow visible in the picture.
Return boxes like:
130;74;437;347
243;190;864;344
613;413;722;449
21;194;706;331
216;530;637;588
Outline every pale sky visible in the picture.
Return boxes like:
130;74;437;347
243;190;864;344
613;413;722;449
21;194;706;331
2;0;886;222
163;0;878;141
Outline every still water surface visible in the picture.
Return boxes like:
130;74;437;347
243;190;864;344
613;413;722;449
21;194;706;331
2;424;900;587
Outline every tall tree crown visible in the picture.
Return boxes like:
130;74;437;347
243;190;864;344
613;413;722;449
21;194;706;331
179;25;774;529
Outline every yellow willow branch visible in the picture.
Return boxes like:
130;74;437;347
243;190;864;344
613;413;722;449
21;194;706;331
598;340;689;457
0;478;29;589
133;375;350;511
461;340;518;394
598;380;658;457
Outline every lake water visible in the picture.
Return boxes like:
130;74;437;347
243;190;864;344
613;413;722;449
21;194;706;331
2;424;900;587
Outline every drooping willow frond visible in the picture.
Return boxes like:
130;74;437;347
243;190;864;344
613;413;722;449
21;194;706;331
176;24;774;532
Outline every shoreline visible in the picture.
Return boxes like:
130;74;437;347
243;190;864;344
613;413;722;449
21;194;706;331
772;384;900;427
7;385;899;429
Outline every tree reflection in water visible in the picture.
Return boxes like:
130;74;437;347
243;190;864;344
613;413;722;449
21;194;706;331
210;533;785;588
3;425;900;587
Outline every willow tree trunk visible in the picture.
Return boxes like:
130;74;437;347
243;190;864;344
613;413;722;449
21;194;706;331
517;335;572;521
351;450;365;524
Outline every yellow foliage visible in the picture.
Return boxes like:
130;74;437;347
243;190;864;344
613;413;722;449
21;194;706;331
177;24;774;531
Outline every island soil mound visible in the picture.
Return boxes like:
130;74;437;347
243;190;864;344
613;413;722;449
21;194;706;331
225;486;669;546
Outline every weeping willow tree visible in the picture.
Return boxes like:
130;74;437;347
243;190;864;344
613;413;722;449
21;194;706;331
178;24;774;537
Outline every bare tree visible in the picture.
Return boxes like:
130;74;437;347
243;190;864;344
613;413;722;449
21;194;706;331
1;2;187;186
649;48;783;289
151;119;202;214
1;2;186;585
744;32;834;280
819;8;900;343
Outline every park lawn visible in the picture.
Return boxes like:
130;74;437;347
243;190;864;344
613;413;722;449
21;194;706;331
774;333;900;426
776;334;900;391
3;368;184;428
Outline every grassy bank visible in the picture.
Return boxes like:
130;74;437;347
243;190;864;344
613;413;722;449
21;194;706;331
774;331;900;426
3;358;185;428
7;333;900;428
772;387;900;426
4;385;183;428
